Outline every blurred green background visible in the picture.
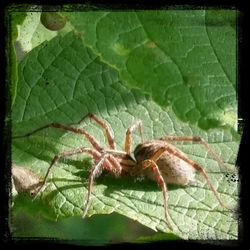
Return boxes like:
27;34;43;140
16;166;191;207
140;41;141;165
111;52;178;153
11;209;170;245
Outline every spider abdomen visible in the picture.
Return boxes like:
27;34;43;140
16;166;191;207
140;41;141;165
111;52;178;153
134;140;196;186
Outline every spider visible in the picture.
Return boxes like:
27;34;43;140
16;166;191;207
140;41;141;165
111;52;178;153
13;113;233;230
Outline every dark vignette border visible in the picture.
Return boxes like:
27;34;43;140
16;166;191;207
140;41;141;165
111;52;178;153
2;0;248;248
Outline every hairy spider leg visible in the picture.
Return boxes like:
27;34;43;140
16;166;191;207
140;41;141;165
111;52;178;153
142;147;174;230
33;147;102;199
124;120;143;155
82;153;123;218
143;159;173;231
13;123;103;152
76;113;116;150
156;143;232;211
159;136;231;172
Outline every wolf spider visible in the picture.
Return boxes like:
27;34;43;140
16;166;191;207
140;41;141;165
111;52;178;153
14;113;233;230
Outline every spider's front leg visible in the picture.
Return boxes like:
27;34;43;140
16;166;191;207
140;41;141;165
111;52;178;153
75;113;116;150
33;147;102;199
124;120;143;155
33;146;123;218
82;153;122;218
13;122;103;151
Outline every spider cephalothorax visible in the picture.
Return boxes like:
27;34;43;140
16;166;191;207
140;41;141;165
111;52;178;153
13;113;233;230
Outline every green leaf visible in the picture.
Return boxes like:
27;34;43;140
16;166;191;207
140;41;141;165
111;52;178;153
6;8;27;107
12;31;239;240
67;10;237;130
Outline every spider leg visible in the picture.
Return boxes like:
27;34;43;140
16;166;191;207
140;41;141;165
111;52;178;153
82;153;122;218
180;158;232;210
13;123;102;151
75;113;116;150
124;120;143;154
33;147;102;199
159;136;231;171
156;144;232;211
82;155;106;218
142;159;173;231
